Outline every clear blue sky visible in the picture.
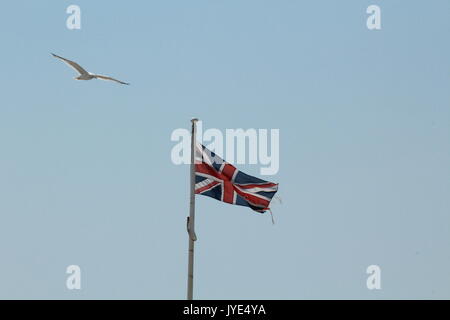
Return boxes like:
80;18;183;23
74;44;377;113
0;0;449;299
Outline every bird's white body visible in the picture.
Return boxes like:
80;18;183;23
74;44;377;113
52;53;129;85
75;73;95;81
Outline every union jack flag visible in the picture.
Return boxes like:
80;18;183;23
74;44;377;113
194;143;278;213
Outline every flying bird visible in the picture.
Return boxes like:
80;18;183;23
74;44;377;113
51;53;129;85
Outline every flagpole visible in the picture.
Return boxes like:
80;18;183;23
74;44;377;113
187;118;198;300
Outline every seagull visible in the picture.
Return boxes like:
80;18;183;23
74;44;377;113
51;53;129;85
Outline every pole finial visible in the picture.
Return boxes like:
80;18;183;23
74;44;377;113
191;118;199;123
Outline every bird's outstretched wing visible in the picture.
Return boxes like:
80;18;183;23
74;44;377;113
51;53;89;75
93;74;130;85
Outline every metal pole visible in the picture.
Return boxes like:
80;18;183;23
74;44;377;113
187;118;198;300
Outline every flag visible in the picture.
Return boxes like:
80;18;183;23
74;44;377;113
194;143;278;213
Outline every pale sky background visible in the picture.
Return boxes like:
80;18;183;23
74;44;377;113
0;1;449;299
